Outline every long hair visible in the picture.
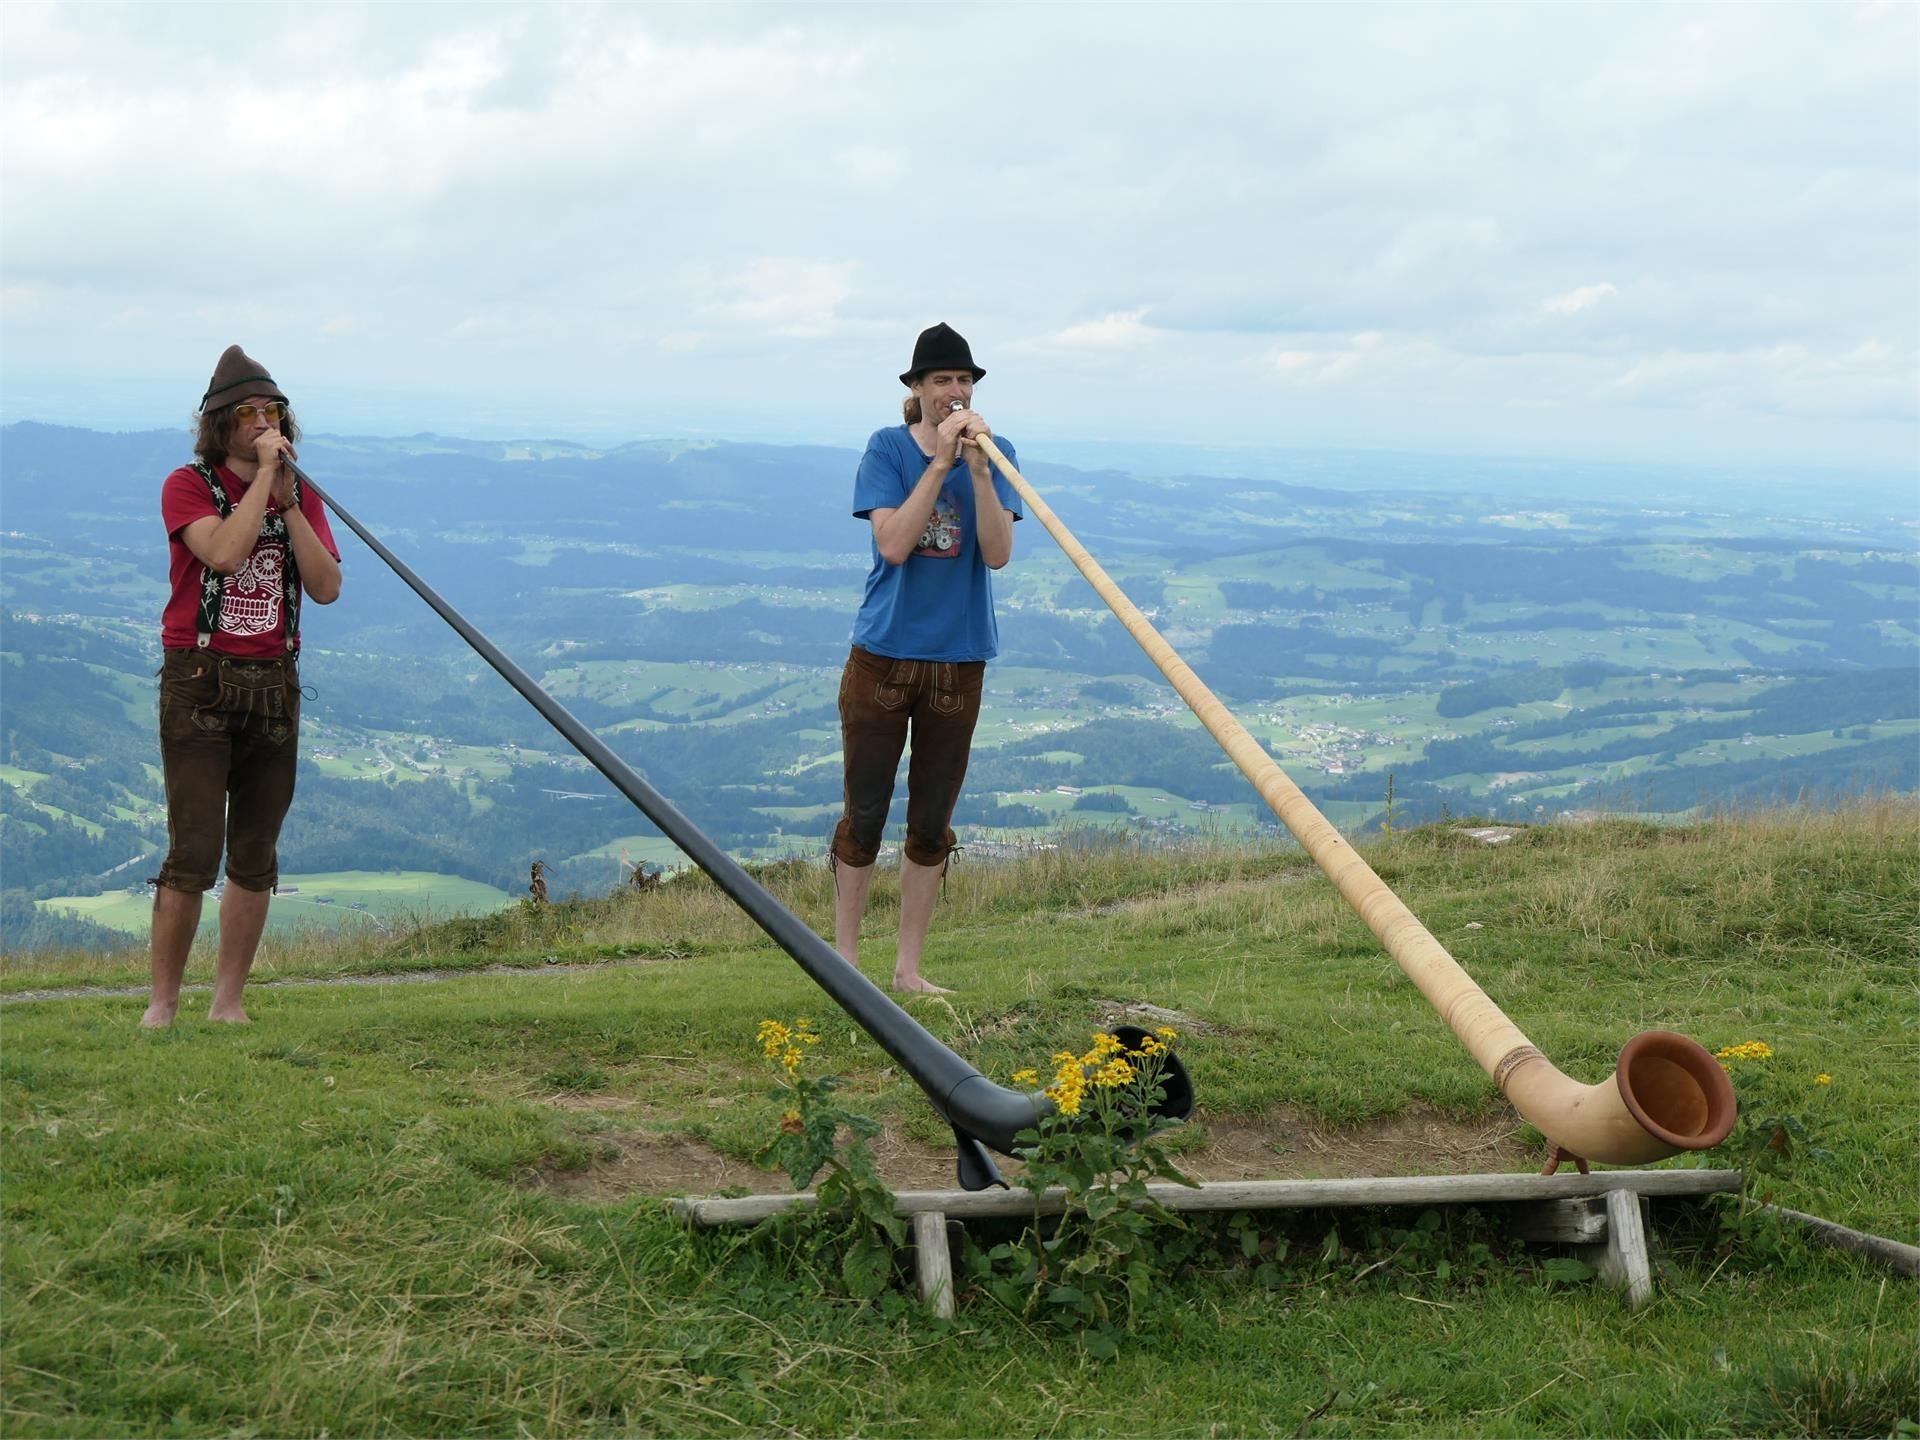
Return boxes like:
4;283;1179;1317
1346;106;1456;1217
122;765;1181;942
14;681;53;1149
193;403;301;466
902;394;922;424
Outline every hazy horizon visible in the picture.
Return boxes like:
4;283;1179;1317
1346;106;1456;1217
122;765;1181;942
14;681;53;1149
4;409;1911;528
6;396;1914;480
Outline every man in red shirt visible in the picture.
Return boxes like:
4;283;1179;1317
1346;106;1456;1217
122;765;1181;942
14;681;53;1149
143;345;343;1028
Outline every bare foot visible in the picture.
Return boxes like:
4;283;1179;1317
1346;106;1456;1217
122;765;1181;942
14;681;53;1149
139;1003;177;1029
892;974;953;995
206;1006;251;1024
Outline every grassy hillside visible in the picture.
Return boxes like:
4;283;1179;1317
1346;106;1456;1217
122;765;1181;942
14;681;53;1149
34;870;517;941
2;800;1915;1436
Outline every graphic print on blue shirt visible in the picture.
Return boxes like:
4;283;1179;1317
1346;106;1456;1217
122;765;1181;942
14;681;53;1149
916;498;962;558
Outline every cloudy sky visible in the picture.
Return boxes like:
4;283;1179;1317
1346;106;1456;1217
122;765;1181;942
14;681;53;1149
3;0;1916;472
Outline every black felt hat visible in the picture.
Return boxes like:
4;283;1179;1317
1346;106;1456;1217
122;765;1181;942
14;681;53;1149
899;323;985;385
200;344;287;413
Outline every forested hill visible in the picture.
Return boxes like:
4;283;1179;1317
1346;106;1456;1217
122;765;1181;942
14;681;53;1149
2;423;1913;950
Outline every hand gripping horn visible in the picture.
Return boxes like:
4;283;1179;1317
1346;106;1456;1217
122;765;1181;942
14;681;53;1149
972;437;1732;1171
286;458;1193;1189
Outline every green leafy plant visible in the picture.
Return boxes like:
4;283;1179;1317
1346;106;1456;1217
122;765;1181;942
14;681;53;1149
1704;1039;1836;1256
968;1028;1196;1358
751;1018;904;1299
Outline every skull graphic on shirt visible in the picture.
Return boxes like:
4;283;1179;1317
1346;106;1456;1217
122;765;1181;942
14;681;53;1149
223;542;285;636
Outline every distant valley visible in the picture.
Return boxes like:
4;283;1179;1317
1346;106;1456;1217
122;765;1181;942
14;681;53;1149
2;421;1913;950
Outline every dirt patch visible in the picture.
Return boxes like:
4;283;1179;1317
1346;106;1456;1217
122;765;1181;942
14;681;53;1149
538;1126;977;1201
543;1134;772;1199
533;1104;1532;1202
1095;1000;1217;1036
1195;1106;1528;1180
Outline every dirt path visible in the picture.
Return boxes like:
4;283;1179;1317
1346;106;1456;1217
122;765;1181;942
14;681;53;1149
533;1102;1533;1199
0;955;668;1005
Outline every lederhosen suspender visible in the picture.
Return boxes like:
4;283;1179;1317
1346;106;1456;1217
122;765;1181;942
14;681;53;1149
190;461;302;655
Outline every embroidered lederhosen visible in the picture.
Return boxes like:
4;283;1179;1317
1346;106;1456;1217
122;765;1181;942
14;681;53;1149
190;461;302;655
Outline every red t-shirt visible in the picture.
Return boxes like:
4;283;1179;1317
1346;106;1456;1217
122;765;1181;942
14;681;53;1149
160;463;340;656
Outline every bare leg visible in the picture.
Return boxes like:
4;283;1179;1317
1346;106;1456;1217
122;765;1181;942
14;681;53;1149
893;857;951;994
143;885;204;1028
832;859;876;965
208;883;271;1023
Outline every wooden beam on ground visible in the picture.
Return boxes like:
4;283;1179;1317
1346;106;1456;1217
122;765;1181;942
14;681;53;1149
1761;1206;1920;1276
669;1169;1742;1228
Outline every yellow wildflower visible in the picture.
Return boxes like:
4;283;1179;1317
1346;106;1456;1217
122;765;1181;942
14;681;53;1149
1815;1074;1831;1086
1011;1068;1040;1086
757;1019;792;1059
781;1045;805;1077
1155;1026;1178;1040
1094;1057;1137;1089
1088;1032;1124;1059
1046;1068;1087;1116
1046;1050;1090;1116
1715;1040;1774;1062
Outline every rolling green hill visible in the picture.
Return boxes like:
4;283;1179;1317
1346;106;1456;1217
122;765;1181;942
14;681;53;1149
3;424;1913;950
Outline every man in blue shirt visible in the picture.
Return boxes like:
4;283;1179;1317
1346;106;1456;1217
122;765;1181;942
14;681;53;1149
830;323;1022;992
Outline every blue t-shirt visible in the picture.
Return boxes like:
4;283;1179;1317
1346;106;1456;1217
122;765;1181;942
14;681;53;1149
849;426;1022;662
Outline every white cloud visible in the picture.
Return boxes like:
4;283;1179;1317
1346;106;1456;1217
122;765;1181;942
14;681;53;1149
1026;310;1160;353
1606;338;1919;419
835;145;907;186
1266;331;1399;385
690;259;860;339
1373;216;1504;278
1541;283;1619;317
0;0;1913;468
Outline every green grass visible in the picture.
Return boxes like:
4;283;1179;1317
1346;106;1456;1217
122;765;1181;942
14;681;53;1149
3;799;1916;1435
29;871;517;944
15;800;105;838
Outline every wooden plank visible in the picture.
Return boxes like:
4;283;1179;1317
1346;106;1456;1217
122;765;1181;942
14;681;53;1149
1508;1197;1610;1244
669;1169;1742;1228
1762;1206;1920;1276
912;1211;955;1319
1587;1189;1654;1310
